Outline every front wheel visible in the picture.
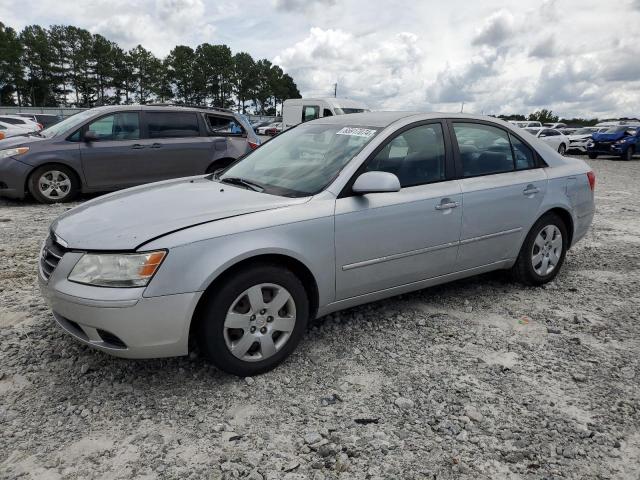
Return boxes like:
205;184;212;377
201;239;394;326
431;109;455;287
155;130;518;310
622;146;634;161
196;264;309;376
511;213;568;286
558;143;566;156
588;153;598;159
28;165;79;204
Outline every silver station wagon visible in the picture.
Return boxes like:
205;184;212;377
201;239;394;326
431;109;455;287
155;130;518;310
39;112;595;376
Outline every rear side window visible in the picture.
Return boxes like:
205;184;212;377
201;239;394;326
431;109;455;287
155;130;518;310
509;134;536;170
86;112;140;141
207;115;244;135
366;124;446;188
453;123;515;177
302;106;319;123
146;112;200;138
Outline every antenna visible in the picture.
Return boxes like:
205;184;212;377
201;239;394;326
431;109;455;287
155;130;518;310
334;83;337;98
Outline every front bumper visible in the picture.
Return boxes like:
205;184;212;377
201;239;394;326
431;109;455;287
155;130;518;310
587;143;626;155
0;156;30;199
39;246;202;359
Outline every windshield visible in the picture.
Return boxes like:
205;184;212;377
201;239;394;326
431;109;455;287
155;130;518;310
220;123;379;197
604;126;627;133
39;109;97;138
574;128;594;135
334;108;368;115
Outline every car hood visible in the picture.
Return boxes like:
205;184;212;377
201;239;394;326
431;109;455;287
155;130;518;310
51;176;310;250
592;131;627;142
568;134;591;140
0;133;46;149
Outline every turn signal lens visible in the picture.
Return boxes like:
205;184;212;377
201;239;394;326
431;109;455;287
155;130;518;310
138;251;167;278
587;171;596;191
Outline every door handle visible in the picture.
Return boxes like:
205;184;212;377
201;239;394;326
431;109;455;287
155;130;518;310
523;185;540;196
150;143;162;148
435;200;459;210
131;144;145;149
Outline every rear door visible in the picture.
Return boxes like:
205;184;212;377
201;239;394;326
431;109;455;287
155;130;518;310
335;121;462;299
205;114;250;160
451;121;547;270
141;110;213;181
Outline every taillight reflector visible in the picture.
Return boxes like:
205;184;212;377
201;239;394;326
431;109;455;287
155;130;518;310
587;171;595;191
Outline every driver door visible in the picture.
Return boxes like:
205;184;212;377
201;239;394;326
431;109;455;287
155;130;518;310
334;122;462;300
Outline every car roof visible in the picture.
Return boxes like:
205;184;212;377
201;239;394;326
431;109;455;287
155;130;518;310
313;111;533;128
76;105;237;116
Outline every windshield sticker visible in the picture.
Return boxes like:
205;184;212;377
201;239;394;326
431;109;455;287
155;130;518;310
336;127;377;138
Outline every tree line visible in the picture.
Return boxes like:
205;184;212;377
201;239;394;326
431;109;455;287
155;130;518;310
0;23;300;114
496;109;631;127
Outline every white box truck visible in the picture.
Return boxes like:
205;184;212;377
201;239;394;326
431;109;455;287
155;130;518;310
282;98;369;130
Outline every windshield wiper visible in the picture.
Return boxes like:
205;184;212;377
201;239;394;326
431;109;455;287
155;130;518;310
220;176;265;192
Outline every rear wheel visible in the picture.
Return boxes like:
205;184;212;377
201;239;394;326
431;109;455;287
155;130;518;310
28;164;79;204
511;213;568;286
196;264;309;376
622;146;634;161
558;143;566;155
588;153;598;159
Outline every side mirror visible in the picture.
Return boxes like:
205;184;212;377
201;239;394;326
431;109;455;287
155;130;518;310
84;130;98;143
352;171;401;195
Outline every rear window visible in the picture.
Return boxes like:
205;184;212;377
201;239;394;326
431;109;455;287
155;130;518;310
146;112;200;138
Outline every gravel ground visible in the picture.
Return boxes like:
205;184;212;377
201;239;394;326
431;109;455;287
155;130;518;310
1;156;639;480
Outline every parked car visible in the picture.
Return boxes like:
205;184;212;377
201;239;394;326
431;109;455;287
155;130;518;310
0;120;35;138
15;113;62;128
257;122;282;135
510;121;543;128
0;115;42;132
38;112;595;376
587;125;639;160
566;127;599;153
543;122;567;129
524;127;569;155
282;98;369;130
0;105;260;203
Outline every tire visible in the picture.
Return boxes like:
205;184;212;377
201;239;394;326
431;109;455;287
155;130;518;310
511;213;568;286
28;164;79;204
558;143;566;156
588;153;598;159
622;146;634;161
196;264;309;376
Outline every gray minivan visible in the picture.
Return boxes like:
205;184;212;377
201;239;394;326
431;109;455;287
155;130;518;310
0;105;260;203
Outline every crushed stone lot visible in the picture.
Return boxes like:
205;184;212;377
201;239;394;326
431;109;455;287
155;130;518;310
1;157;639;479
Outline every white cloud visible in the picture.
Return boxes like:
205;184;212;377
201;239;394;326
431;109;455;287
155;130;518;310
273;0;336;12
471;10;515;47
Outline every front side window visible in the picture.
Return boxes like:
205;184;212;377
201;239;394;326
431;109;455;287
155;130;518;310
86;112;140;141
453;123;515;177
220;124;379;197
302;106;319;123
146;112;200;138
208;115;244;135
365;124;446;187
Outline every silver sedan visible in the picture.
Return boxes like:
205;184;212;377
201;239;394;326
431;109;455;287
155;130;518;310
38;112;595;376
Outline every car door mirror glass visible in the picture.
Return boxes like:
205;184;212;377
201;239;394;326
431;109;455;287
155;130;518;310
352;171;401;194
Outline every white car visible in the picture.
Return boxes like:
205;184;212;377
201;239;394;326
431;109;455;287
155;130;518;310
257;122;283;135
543;123;567;129
511;121;543;129
524;127;569;155
0;115;41;132
566;127;600;153
0;120;33;138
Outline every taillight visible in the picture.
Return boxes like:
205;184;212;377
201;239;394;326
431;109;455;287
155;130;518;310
587;171;595;191
248;140;260;150
0;132;5;140
36;123;44;130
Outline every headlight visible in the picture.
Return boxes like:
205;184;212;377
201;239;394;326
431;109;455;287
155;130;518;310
615;138;628;144
68;251;166;287
0;147;29;159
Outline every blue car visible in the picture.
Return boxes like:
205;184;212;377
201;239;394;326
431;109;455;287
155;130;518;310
587;125;639;160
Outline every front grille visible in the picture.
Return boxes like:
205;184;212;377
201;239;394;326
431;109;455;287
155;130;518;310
40;235;68;280
594;141;613;149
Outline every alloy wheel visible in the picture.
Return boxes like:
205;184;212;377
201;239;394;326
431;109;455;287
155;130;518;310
531;225;563;276
38;170;72;200
223;283;297;362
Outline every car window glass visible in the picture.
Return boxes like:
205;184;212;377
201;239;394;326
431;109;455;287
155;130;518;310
453;123;515;177
86;112;140;141
0;117;21;125
147;112;200;138
0;125;5;130
323;109;333;117
509;134;536;170
365;124;446;187
302;106;319;123
208;115;244;135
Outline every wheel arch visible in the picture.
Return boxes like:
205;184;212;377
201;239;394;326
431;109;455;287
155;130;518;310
538;206;574;248
188;253;320;350
25;161;83;195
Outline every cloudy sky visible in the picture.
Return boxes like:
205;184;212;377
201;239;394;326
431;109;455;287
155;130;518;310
2;0;640;118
